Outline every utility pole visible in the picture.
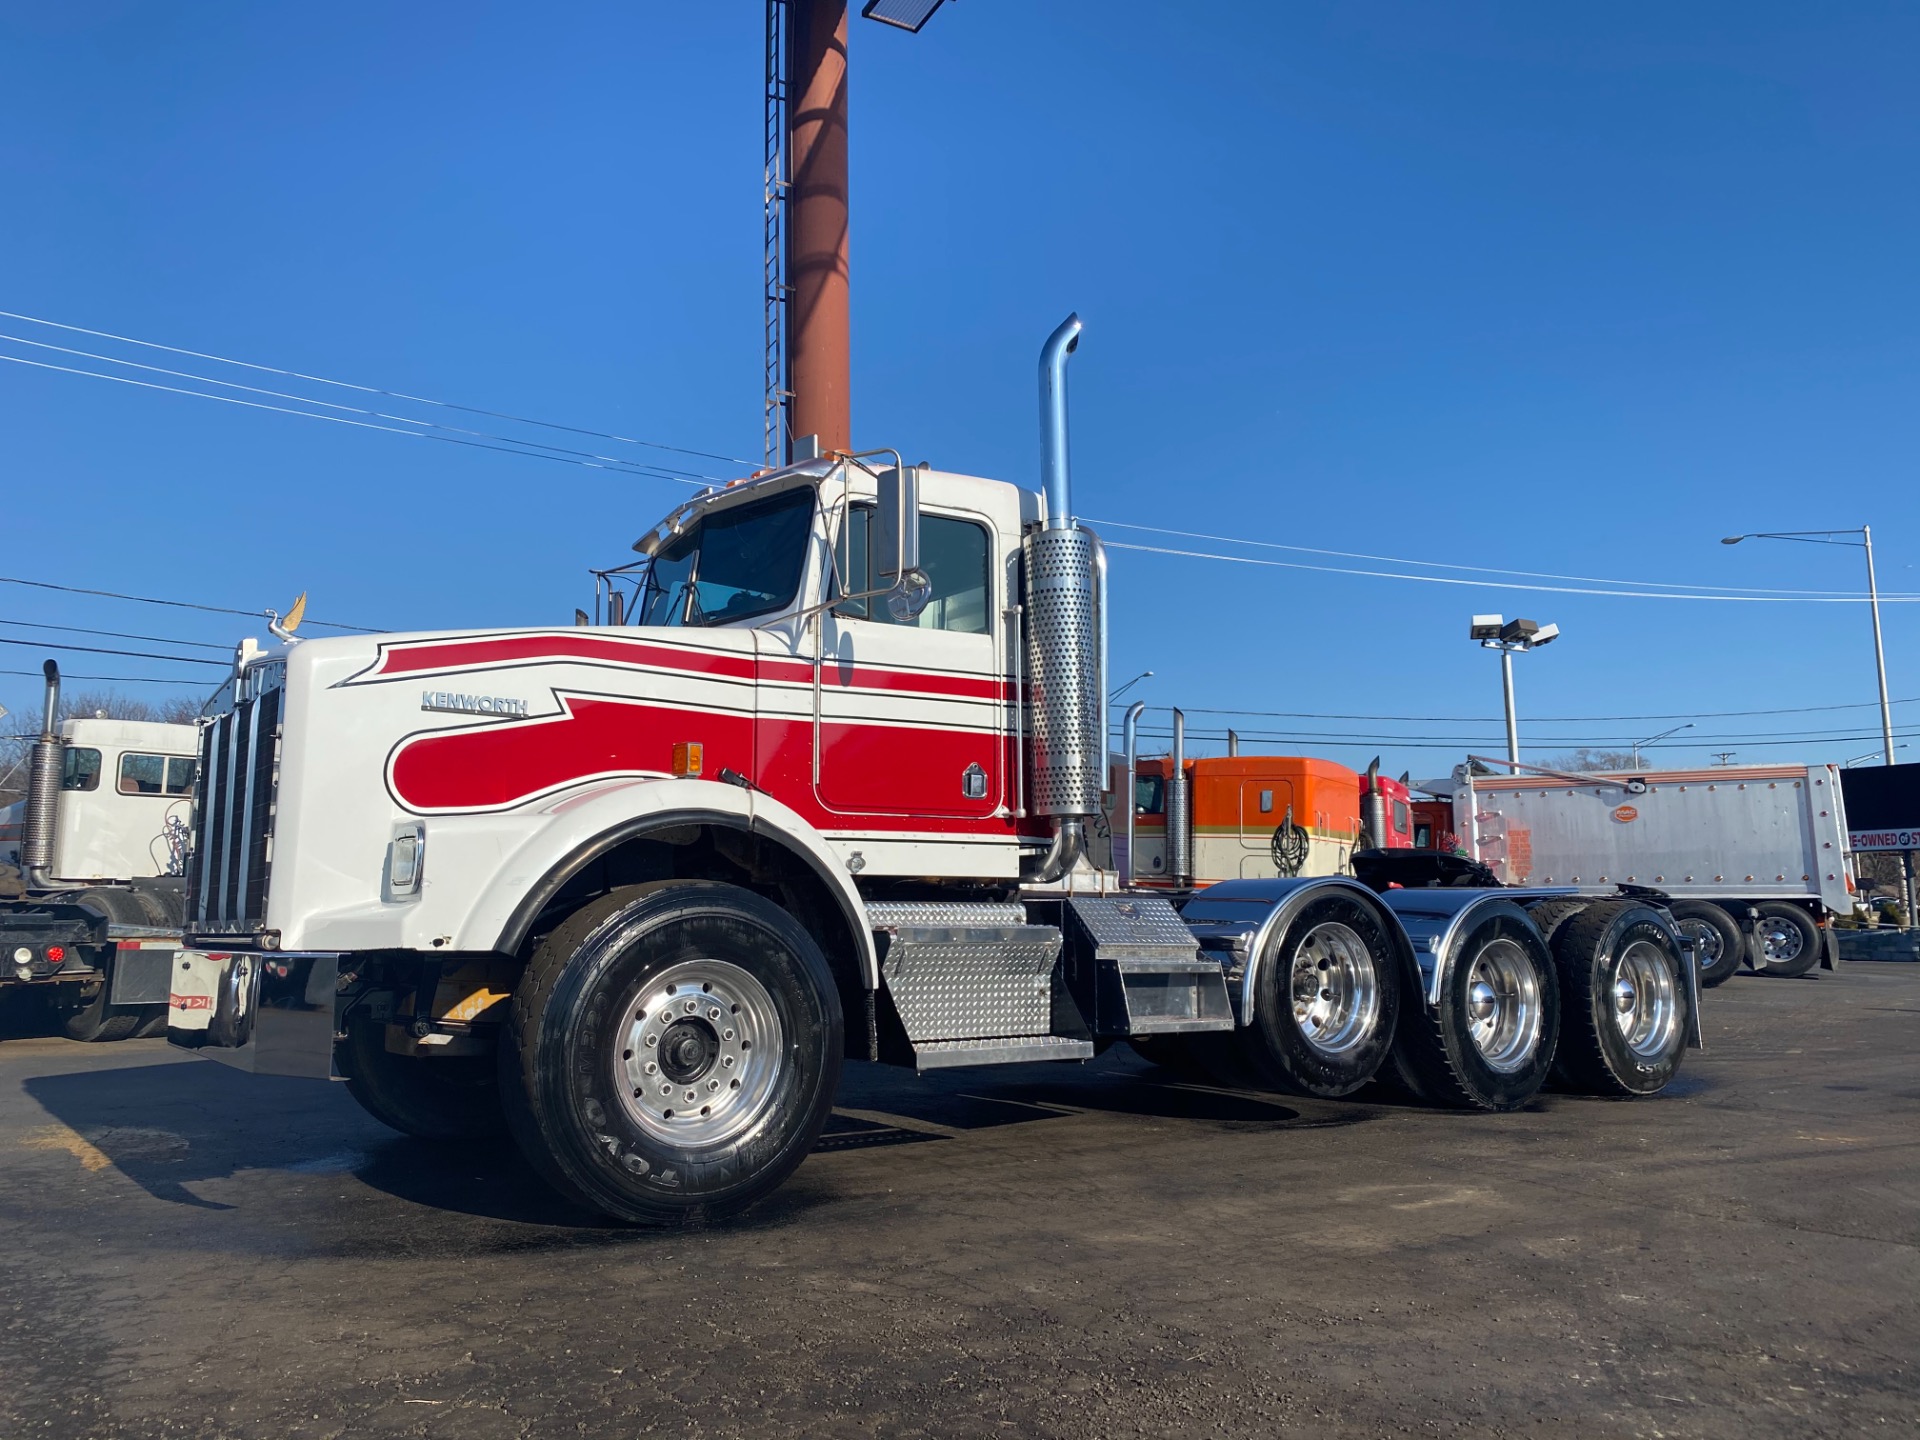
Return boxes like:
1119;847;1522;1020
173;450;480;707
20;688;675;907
785;0;852;459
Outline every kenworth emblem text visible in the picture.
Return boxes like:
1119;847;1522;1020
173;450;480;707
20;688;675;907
420;690;530;717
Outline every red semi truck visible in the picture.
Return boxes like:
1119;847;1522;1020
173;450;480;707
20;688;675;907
165;318;1698;1224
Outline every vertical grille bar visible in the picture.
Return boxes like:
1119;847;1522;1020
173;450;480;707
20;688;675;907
220;695;251;927
242;687;281;924
199;713;235;926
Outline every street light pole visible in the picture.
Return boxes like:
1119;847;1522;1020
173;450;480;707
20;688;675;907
1724;524;1912;921
1865;525;1897;771
1631;722;1694;769
1499;647;1518;765
1470;616;1559;770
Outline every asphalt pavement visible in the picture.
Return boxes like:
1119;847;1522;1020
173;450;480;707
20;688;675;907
2;965;1916;1439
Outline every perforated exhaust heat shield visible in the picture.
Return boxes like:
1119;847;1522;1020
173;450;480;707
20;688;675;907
1024;525;1103;817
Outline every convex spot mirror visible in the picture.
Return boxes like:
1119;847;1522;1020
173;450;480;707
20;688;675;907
877;465;933;620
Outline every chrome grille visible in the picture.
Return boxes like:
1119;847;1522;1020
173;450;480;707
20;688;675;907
188;662;284;935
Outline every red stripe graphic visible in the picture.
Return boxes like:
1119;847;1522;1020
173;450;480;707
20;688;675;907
364;632;1011;702
373;634;757;682
390;697;753;813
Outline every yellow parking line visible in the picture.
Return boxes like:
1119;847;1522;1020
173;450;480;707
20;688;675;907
21;1123;113;1172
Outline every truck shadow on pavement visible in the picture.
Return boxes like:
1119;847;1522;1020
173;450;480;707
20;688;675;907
18;1049;1377;1235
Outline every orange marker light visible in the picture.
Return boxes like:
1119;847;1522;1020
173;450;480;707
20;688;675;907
672;742;704;778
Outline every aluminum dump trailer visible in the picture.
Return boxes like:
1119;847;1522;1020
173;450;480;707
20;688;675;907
1429;762;1852;983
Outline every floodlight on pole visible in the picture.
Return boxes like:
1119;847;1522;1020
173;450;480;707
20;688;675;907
1468;614;1560;767
860;0;952;32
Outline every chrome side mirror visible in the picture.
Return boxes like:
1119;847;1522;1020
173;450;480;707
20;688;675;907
878;465;931;620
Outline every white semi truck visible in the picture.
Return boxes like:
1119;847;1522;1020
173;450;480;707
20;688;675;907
0;662;196;1039
1423;760;1854;984
165;318;1701;1225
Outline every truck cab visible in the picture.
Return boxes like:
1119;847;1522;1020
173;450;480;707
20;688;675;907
1;673;197;1040
164;317;1697;1225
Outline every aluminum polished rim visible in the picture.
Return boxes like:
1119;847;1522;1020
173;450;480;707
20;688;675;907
1756;917;1804;963
1464;938;1542;1074
614;959;784;1147
1287;921;1380;1056
1612;939;1680;1060
1676;919;1724;965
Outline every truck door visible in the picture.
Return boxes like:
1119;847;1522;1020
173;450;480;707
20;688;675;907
811;503;1007;820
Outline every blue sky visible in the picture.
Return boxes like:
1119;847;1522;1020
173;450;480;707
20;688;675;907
3;2;1918;778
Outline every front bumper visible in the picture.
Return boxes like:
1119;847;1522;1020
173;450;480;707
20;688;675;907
167;950;340;1079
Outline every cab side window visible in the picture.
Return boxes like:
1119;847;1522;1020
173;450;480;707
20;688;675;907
61;748;101;792
118;753;197;797
835;506;992;635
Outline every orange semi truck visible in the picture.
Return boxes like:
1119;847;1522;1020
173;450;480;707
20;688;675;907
1107;710;1413;887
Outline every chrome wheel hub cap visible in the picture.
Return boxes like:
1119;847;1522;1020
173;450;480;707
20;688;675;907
1758;919;1803;962
1612;940;1680;1060
1464;939;1541;1074
1287;922;1380;1057
1677;919;1723;963
614;959;783;1146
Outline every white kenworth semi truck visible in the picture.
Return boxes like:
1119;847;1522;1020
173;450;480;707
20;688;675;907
0;662;194;1040
167;318;1698;1225
1426;761;1853;986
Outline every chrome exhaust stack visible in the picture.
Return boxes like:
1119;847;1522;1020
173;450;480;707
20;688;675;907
1363;757;1387;851
20;660;63;892
1167;708;1192;887
1021;314;1105;884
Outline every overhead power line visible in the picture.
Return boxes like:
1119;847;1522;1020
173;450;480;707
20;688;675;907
0;617;231;652
1087;518;1909;600
0;668;211;687
1119;723;1920;753
0;308;757;467
1172;697;1920;724
0;352;717;488
1101;537;1920;604
0;331;726;485
0;635;228;666
0;574;380;634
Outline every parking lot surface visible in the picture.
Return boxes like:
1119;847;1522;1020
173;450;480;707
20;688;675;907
2;966;1916;1439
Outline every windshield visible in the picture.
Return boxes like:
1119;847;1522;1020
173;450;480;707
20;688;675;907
637;487;815;627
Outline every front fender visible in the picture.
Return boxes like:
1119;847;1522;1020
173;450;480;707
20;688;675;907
470;778;877;988
1181;876;1420;1024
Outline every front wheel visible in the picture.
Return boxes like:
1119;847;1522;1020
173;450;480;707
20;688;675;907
1392;912;1559;1111
1752;903;1820;979
500;881;843;1226
1237;894;1402;1098
1667;901;1744;988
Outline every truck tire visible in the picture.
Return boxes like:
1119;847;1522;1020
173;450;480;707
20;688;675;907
337;1014;504;1141
1752;902;1820;979
1548;901;1690;1097
499;881;842;1226
60;979;145;1043
1235;893;1402;1098
1391;912;1559;1111
1666;901;1743;987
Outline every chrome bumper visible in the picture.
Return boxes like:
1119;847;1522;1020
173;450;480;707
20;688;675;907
167;949;340;1079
